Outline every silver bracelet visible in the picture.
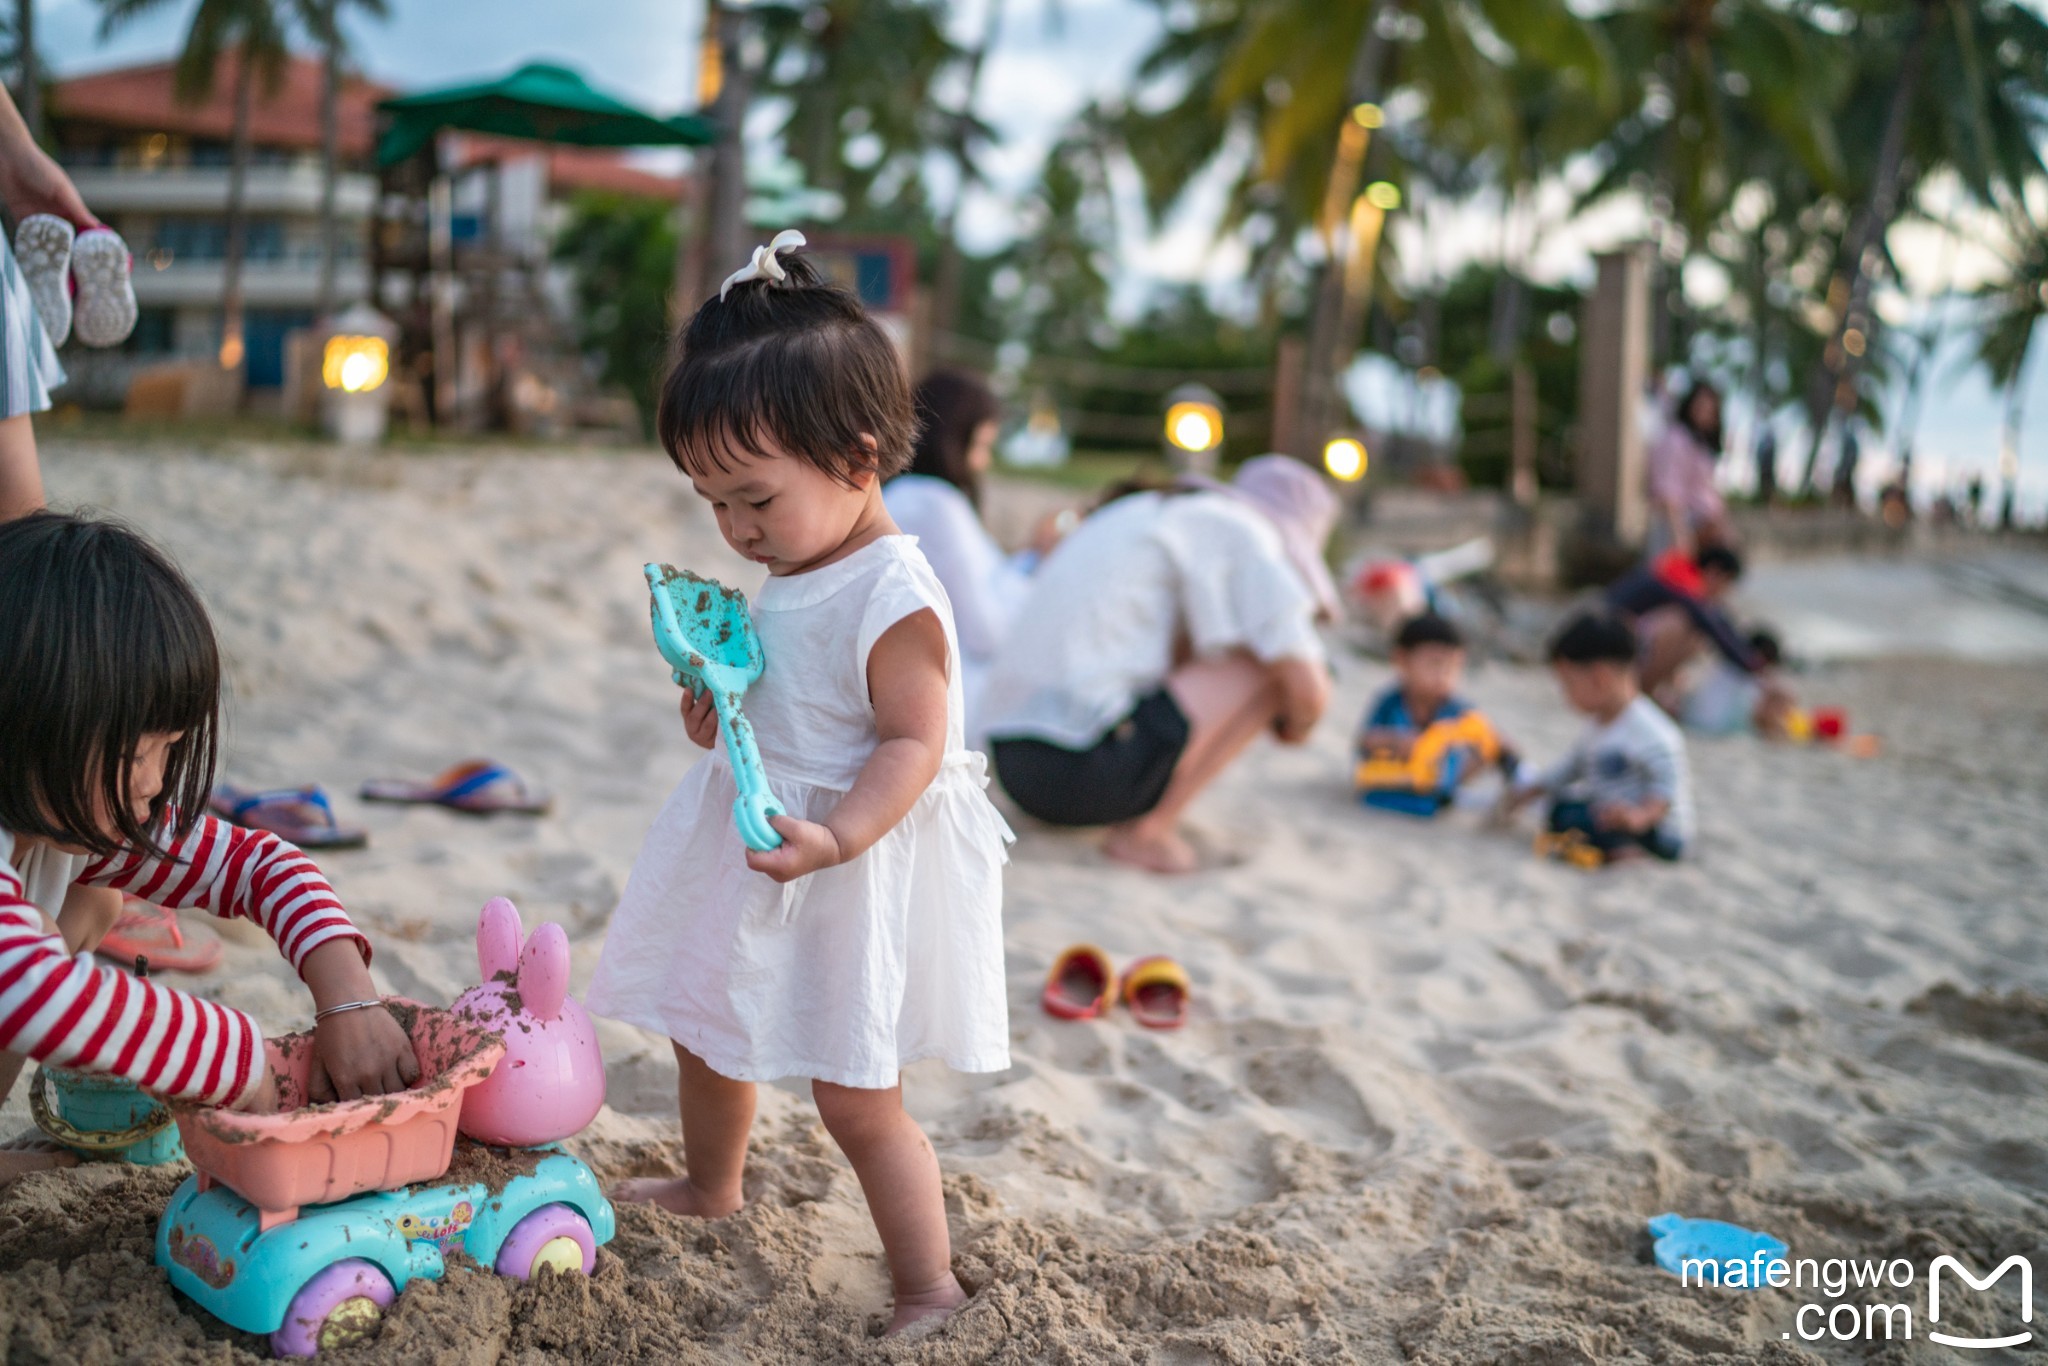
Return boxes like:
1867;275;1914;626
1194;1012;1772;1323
314;998;384;1022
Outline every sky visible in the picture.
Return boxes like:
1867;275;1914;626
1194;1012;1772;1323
35;0;2047;516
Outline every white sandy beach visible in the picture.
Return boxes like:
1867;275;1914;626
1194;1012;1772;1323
3;438;2044;1362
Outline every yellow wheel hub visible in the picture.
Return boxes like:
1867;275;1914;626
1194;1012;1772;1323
317;1296;383;1350
532;1236;583;1277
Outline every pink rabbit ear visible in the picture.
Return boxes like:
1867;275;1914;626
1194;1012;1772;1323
477;898;523;980
518;923;570;1022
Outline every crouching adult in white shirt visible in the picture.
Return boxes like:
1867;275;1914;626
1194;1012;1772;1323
981;455;1340;874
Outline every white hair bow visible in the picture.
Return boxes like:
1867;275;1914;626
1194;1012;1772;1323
719;229;808;301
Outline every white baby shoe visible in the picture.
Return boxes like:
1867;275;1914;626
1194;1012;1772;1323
14;214;74;347
70;228;137;348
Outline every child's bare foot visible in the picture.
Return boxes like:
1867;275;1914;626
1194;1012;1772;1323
887;1274;967;1335
1103;825;1198;875
610;1174;742;1219
0;1137;78;1186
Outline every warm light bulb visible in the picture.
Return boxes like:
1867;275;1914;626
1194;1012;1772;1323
1165;400;1222;452
323;335;390;393
1323;437;1368;482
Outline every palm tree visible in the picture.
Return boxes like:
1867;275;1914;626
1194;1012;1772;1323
757;0;961;224
1110;0;1613;447
1792;0;2048;490
1582;1;1849;256
98;0;290;375
1972;201;2047;524
930;0;1002;357
292;0;388;321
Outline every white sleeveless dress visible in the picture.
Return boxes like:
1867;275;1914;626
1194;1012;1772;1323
589;535;1014;1090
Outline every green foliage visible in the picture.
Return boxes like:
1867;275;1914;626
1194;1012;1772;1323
97;0;291;103
756;0;969;223
553;192;679;435
1110;0;1615;296
289;0;389;56
1424;266;1584;489
987;111;1118;359
1972;205;2047;394
1028;287;1280;461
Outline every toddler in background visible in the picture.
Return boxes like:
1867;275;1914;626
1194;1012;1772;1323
1678;628;1795;738
1355;613;1515;816
1507;611;1693;862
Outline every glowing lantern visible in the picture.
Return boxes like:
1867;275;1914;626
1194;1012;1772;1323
1323;436;1368;482
323;335;390;394
319;303;398;445
1162;383;1225;474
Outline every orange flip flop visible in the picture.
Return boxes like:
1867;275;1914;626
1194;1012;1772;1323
96;897;223;974
1119;955;1191;1030
1042;945;1115;1020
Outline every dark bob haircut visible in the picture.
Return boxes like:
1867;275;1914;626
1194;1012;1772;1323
658;247;915;487
1547;610;1639;667
903;369;1001;509
1394;612;1464;652
1676;379;1724;456
1695;543;1744;580
0;510;221;859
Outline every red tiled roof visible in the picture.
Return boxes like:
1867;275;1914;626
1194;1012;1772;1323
50;54;390;157
449;134;686;201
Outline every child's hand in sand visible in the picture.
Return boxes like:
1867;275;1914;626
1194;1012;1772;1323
743;814;843;884
230;1068;281;1115
1489;783;1538;829
309;1005;422;1103
1357;728;1413;759
679;685;720;749
1594;800;1666;835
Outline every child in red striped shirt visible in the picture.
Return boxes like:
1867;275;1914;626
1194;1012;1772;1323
0;511;417;1183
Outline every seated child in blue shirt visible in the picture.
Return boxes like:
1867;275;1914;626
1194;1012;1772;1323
1355;614;1516;815
1507;611;1694;863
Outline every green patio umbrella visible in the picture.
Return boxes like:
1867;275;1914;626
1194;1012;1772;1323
377;61;715;167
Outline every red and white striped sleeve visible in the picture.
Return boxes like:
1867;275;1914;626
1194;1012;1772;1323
77;812;372;976
0;864;263;1106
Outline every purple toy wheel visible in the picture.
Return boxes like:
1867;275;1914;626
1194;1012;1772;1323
269;1258;394;1358
494;1203;596;1280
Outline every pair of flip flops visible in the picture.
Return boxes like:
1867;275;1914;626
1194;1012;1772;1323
361;760;551;816
212;784;368;850
14;215;138;349
1042;946;1190;1029
96;897;224;975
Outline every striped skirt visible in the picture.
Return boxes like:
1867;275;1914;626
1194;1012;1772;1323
0;229;64;419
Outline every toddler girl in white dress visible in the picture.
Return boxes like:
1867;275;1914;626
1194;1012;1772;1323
589;232;1011;1334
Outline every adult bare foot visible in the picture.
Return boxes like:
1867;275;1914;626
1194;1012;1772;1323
887;1274;967;1335
1103;824;1199;875
610;1175;742;1219
0;1137;78;1186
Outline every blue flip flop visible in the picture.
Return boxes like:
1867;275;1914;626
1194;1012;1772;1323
360;760;552;816
210;784;368;849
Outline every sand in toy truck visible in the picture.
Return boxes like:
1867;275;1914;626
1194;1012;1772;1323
155;900;614;1358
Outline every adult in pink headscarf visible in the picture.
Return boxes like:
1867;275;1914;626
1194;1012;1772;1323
982;456;1339;874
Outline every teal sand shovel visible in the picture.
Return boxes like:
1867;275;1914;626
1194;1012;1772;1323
644;564;786;851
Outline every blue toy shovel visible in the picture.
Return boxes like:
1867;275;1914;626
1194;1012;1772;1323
1647;1213;1787;1287
644;563;785;851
